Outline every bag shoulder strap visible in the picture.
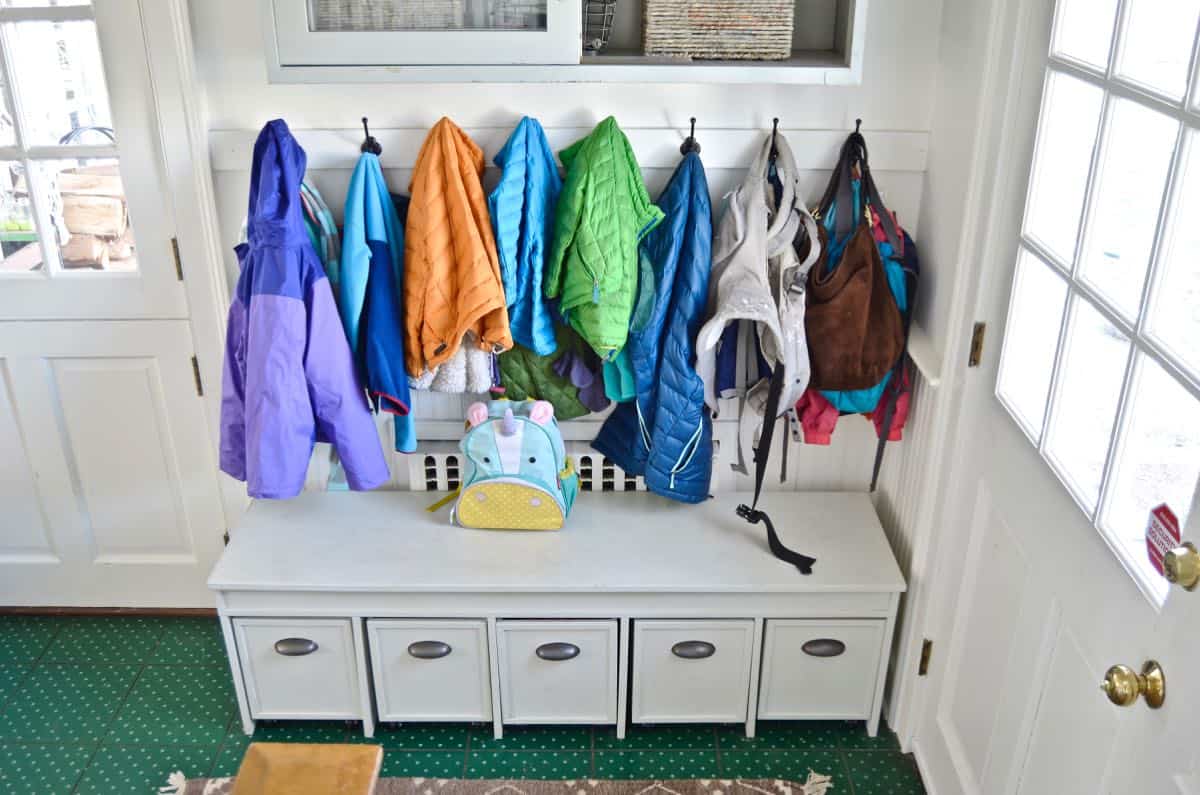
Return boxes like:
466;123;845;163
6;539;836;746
736;366;816;575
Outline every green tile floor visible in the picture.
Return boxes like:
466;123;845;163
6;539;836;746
0;616;926;794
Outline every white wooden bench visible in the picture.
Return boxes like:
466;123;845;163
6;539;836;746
208;490;905;739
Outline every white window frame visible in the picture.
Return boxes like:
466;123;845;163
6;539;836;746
266;0;584;67
997;0;1200;607
0;0;183;320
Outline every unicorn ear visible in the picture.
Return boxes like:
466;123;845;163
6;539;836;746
466;402;489;428
528;400;554;425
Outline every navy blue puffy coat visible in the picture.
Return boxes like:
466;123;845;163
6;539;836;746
593;152;713;503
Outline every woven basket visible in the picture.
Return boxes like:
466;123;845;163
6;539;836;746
643;0;794;60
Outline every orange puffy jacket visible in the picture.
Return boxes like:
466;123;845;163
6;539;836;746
405;117;511;375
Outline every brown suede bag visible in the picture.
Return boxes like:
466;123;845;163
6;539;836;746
804;133;905;391
805;222;904;391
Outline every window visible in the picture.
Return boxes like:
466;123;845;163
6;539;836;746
0;0;137;275
996;0;1200;606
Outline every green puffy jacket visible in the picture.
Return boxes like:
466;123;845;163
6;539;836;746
545;117;663;359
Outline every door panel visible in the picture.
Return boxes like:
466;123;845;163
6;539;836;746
0;321;224;606
942;489;1031;789
53;357;194;561
0;359;56;562
1017;627;1118;794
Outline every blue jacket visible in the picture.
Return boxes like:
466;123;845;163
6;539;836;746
593;152;713;503
220;120;388;498
488;117;562;356
341;152;416;453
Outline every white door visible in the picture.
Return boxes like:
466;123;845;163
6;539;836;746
913;0;1200;793
0;0;224;606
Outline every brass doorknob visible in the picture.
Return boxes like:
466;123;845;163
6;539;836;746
1165;542;1199;590
1101;660;1165;708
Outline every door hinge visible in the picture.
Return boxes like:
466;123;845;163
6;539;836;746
171;237;183;280
191;355;203;397
968;322;986;367
918;639;933;676
223;530;230;546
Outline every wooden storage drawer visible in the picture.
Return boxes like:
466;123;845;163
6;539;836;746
233;618;360;720
631;619;755;723
758;619;885;720
496;619;618;724
367;619;492;722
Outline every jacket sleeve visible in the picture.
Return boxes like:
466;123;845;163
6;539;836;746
218;289;248;482
796;388;839;446
545;143;586;300
305;270;391;492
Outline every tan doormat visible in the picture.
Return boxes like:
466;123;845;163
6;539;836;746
162;774;835;795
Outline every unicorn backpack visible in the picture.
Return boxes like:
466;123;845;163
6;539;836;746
453;400;579;531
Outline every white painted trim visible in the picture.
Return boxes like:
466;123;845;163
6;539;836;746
217;593;256;736
616;616;630;740
138;0;242;526
0;5;93;23
351;617;375;738
884;0;1033;749
263;56;858;86
744;616;764;738
485;616;504;740
209;126;930;173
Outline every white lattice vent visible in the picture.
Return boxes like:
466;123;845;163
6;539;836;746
406;441;721;493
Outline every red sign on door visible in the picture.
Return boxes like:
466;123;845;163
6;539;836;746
1145;503;1181;577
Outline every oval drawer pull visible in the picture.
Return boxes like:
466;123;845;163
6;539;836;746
802;638;847;657
535;642;581;661
273;637;319;656
407;640;452;659
671;640;716;659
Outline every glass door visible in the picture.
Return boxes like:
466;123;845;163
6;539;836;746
0;0;184;320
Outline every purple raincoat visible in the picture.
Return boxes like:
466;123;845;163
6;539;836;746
220;119;389;499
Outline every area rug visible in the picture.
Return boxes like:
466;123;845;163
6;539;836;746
161;774;834;795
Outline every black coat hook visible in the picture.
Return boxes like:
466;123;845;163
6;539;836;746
361;116;382;156
679;117;701;155
855;118;862;134
769;118;780;162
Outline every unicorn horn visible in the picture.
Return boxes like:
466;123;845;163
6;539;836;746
500;407;517;436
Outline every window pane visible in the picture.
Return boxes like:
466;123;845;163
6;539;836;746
38;158;136;271
998;249;1069;438
0;75;14;147
1116;0;1200;99
1052;0;1118;68
1078;99;1177;321
1101;355;1200;602
1044;297;1130;510
307;0;548;32
1147;133;1200;377
1023;72;1104;266
8;20;114;146
0;160;43;272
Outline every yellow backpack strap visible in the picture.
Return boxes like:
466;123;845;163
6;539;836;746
426;486;461;513
560;457;575;480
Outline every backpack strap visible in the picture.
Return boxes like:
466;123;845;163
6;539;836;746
818;133;902;256
736;365;816;575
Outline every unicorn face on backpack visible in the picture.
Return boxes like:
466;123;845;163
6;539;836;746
454;400;579;531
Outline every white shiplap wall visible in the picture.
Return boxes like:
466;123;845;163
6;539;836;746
190;0;947;496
